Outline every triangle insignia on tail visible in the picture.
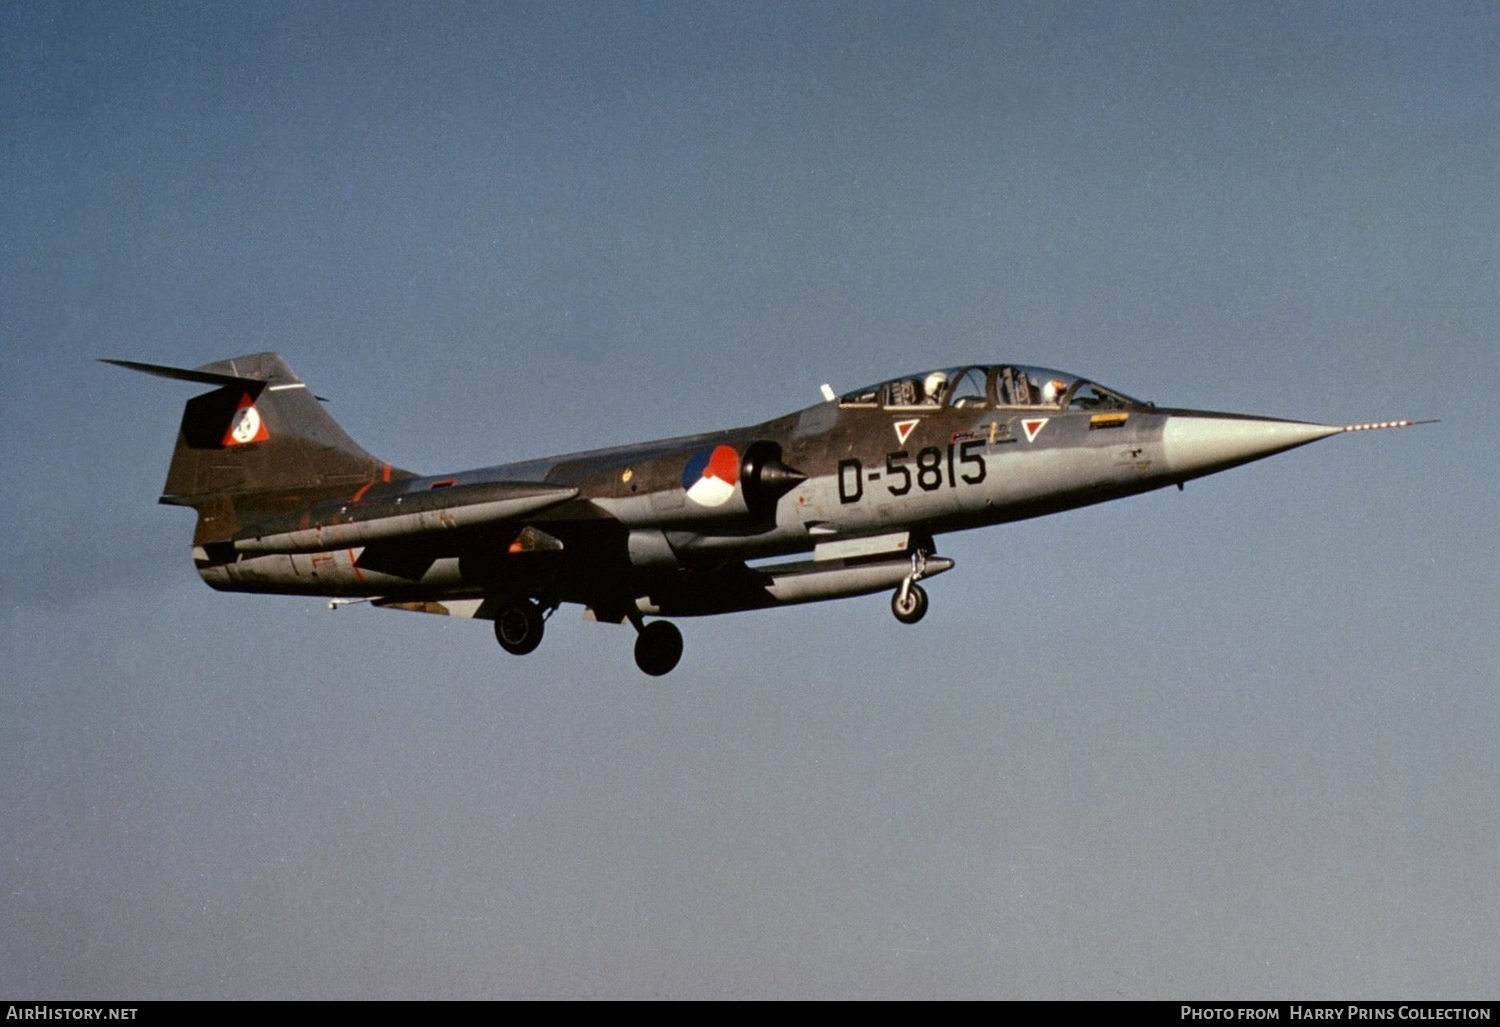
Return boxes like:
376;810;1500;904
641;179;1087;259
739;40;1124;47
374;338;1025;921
223;392;270;446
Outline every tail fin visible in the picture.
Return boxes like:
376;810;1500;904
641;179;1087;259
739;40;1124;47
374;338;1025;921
105;353;415;544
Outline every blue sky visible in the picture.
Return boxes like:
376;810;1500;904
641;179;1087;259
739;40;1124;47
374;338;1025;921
2;0;1495;998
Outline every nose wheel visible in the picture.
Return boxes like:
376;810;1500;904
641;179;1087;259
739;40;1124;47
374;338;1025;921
890;549;931;625
891;583;929;624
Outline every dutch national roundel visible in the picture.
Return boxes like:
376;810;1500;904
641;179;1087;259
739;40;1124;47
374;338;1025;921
222;392;270;446
682;445;740;507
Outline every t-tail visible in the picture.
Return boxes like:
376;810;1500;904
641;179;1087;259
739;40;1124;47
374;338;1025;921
102;353;414;545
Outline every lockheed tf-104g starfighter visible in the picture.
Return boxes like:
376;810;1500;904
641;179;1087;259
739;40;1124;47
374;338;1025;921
108;354;1425;675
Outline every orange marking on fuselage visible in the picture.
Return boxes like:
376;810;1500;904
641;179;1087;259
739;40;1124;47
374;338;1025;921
351;482;375;502
348;549;365;584
381;462;392;483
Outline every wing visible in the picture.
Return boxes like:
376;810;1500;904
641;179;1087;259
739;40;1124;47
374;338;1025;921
231;481;580;553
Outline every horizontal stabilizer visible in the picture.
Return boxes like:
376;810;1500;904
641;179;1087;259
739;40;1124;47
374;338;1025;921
100;358;268;388
233;481;580;553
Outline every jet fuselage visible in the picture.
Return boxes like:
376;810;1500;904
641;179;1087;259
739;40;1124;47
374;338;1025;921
110;355;1417;674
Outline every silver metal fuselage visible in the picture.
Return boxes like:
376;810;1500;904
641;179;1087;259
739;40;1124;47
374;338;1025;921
197;398;1338;613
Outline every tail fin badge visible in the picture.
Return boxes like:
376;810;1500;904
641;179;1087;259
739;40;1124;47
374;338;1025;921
223;393;270;446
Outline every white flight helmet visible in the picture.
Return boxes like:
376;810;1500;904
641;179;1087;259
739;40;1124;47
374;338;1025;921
924;371;948;402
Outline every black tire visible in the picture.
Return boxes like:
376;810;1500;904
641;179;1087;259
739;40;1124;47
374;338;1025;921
494;599;544;655
634;621;684;676
891;583;928;625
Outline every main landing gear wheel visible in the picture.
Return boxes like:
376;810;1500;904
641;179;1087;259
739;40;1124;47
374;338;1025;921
494;598;545;655
891;583;929;625
634;621;684;676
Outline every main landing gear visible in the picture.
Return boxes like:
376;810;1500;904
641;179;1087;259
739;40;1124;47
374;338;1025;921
492;595;684;676
632;619;684;677
494;597;548;655
890;549;932;625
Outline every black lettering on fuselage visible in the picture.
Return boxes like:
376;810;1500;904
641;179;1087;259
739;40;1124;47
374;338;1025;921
838;458;864;504
841;441;986;506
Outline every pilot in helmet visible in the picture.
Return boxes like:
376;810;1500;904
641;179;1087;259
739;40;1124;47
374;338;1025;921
1042;378;1068;406
924;371;949;404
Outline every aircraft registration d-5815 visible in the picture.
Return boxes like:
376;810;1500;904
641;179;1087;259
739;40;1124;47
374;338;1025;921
108;354;1425;675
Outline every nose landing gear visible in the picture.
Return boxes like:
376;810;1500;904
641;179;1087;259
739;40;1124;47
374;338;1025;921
891;582;929;624
890;549;932;625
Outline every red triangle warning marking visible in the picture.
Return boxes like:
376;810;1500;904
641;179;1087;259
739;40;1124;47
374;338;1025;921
893;419;920;445
223;392;270;446
1022;418;1048;443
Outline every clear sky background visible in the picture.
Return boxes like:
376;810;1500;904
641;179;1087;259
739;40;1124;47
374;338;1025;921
2;0;1495;1000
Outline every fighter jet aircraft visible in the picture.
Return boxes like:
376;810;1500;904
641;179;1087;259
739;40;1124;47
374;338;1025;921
107;354;1425;675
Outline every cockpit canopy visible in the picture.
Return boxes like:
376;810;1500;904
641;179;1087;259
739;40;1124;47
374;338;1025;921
837;365;1143;412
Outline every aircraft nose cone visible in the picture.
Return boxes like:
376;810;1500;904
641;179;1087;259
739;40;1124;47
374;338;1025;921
1163;415;1343;481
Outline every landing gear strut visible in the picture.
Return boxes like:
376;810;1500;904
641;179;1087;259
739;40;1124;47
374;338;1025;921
632;619;684;676
494;597;546;655
891;549;931;625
